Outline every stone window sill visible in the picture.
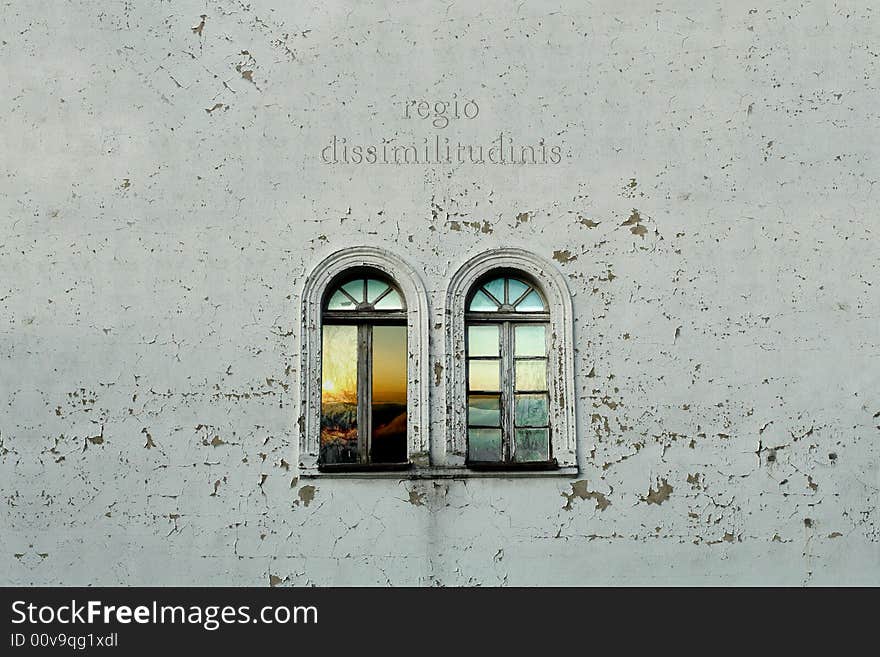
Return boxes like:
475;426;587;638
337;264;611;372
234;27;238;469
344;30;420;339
301;465;579;479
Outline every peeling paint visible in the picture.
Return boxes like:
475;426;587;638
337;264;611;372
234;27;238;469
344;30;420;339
561;480;610;511
643;479;673;506
297;485;316;507
552;249;577;264
407;489;426;506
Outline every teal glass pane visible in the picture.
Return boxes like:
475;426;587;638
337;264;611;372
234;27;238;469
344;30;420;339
469;359;500;391
514;325;545;356
374;288;403;310
508;278;529;303
483;278;506;304
341;279;365;303
468;428;502;462
469;290;498;311
327;289;357;310
367;279;390;304
515;359;547;391
515;290;545;312
515;393;549;426
468;325;499;357
468;394;500;426
514;428;549;462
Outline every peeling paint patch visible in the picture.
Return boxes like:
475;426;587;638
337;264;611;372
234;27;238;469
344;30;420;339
552;249;577;264
407;489;426;506
297;485;316;507
643;478;673;505
191;14;206;36
561;480;610;511
578;216;599;228
621;209;648;237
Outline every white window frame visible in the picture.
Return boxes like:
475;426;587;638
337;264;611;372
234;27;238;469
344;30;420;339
298;246;430;476
444;249;578;474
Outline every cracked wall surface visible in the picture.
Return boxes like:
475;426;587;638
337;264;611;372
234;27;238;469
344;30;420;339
1;0;878;586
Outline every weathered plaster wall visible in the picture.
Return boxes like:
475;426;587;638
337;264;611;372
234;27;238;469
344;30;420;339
2;1;878;585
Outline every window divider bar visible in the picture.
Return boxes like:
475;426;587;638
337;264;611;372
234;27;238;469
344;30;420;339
510;286;534;308
466;312;548;322
501;320;514;463
357;323;372;464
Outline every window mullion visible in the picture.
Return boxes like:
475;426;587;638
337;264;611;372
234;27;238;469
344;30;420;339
357;323;372;464
501;321;514;462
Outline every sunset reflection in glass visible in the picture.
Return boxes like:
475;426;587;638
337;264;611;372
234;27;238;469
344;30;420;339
321;324;358;463
371;325;407;463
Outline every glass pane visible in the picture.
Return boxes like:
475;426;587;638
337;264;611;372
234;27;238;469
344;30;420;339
367;279;390;304
469;359;500;391
374;288;403;310
468;394;500;426
515;359;547;391
515;325;545;357
321;324;359;464
371;325;407;463
326;289;357;310
516;290;546;312
468;325;499;357
514;428;550;462
341;279;365;304
515;393;549;426
508;278;529;303
468;428;502;462
469;289;498;311
483;278;506;304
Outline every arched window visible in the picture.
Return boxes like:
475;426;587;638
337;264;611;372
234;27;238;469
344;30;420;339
445;249;577;474
320;271;408;466
465;273;551;465
299;246;430;477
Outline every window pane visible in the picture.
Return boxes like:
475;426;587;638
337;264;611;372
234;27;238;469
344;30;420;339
341;279;365;304
468;394;500;426
469;359;500;391
374;288;403;310
514;325;545;357
468;428;502;462
515;359;547;390
514;428;550;462
326;289;357;310
468;325;499;357
508;278;529;303
321;324;359;464
516;290;545;312
483;278;505;304
367;279;390;304
515;393;549;426
371;325;407;463
469;289;498;311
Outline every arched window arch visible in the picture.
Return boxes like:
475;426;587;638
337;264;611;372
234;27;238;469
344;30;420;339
299;247;429;475
445;250;577;473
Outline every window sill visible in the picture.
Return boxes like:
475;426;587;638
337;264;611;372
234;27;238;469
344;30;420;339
301;465;579;479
